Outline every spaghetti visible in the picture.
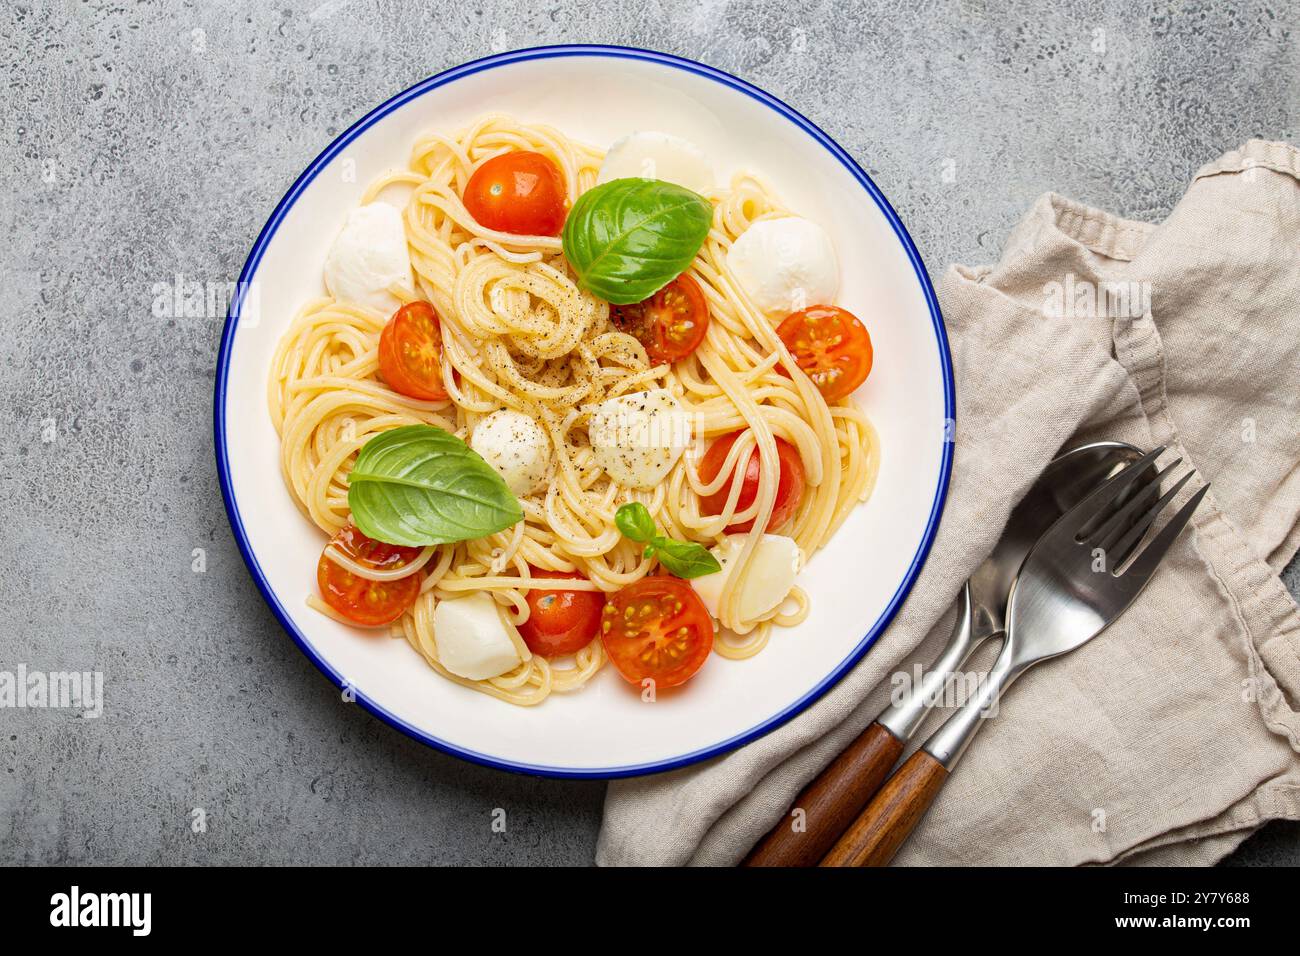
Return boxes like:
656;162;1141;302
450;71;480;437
268;114;879;705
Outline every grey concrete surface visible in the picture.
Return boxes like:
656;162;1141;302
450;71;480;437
0;0;1296;866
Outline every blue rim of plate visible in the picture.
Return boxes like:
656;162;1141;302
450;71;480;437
214;44;955;779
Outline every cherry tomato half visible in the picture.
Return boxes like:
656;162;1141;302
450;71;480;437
518;568;607;657
378;301;449;401
698;430;806;534
462;150;567;237
610;273;710;364
601;577;713;689
775;305;873;401
317;525;422;627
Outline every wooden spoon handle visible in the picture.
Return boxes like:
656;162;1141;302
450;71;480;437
742;721;904;867
819;749;949;867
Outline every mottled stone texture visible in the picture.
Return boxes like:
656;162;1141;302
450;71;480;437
0;0;1295;865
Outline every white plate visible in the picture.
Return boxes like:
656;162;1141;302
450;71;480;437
216;45;953;778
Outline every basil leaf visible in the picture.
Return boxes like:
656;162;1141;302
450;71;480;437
614;501;720;579
562;178;713;305
651;538;723;580
347;425;523;547
615;502;657;542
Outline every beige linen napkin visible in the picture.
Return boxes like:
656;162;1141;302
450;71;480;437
597;139;1300;867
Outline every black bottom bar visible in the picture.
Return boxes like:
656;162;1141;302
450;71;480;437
0;864;1279;941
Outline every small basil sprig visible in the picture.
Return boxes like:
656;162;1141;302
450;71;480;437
562;178;713;305
615;503;721;579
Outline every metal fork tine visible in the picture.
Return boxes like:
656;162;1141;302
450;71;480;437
1119;483;1209;581
1057;446;1165;539
1108;470;1195;567
1089;458;1182;550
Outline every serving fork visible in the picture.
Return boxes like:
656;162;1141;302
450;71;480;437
821;446;1209;866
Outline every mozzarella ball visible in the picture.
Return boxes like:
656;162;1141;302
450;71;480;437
432;593;522;680
588;389;690;490
323;202;412;313
725;217;839;314
597;131;715;196
471;410;552;497
691;534;803;624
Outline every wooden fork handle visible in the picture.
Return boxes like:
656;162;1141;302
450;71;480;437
742;721;904;867
820;749;949;867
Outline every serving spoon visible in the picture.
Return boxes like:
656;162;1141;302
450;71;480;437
742;440;1142;867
